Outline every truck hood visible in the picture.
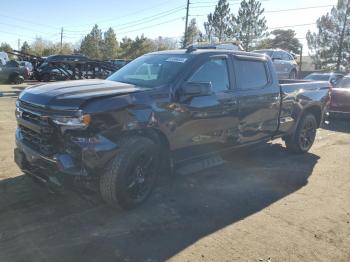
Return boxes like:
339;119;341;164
19;79;144;110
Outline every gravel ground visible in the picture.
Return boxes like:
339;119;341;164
0;84;349;262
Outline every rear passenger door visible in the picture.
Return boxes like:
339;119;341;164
233;55;281;144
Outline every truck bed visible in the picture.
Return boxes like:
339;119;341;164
277;79;330;135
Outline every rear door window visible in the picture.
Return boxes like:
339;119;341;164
235;59;269;90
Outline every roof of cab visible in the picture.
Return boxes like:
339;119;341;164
147;48;265;59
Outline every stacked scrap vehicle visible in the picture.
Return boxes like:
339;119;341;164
8;50;121;82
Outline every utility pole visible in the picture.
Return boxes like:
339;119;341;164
183;0;190;48
60;27;64;52
18;39;20;51
299;45;303;79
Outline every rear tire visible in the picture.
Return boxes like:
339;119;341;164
285;113;317;153
99;136;160;209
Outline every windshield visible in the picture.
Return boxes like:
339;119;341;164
107;54;191;88
304;74;330;81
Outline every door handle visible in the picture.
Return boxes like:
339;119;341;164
224;99;238;106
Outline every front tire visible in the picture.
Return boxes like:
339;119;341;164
99;136;160;209
285;113;317;153
10;74;24;84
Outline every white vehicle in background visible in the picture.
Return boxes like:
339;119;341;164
253;49;299;79
0;51;9;65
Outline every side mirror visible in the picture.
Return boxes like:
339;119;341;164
182;82;212;97
330;78;336;85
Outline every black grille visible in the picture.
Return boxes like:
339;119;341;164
20;125;56;156
22;110;41;124
18;105;57;156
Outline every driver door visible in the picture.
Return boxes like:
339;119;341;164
169;55;239;162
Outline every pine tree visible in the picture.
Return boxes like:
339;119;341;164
20;41;31;53
118;35;156;59
0;42;13;59
204;0;232;42
234;0;267;51
119;37;133;59
154;36;177;51
0;42;12;53
182;18;201;46
102;28;118;60
80;24;103;59
306;0;350;71
257;29;301;54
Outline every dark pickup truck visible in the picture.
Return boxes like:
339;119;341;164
14;48;330;209
0;60;28;84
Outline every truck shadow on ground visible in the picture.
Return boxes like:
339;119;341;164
0;143;319;262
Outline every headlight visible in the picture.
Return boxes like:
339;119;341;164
52;112;91;129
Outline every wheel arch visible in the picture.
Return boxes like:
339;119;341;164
8;72;21;82
300;105;322;127
118;127;172;172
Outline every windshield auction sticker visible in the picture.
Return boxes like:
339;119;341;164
165;57;188;63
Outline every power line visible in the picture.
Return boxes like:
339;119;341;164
0;21;53;35
189;4;334;16
117;16;184;35
61;0;178;28
0;30;37;41
265;4;333;13
64;6;185;35
190;0;269;8
0;12;59;30
269;23;316;30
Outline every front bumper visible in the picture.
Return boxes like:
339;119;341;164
15;128;120;189
328;110;350;119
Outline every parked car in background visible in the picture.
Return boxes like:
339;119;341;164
304;72;344;85
35;62;63;82
46;54;89;63
0;51;10;65
328;75;350;118
14;46;330;209
19;61;34;78
253;49;298;79
0;60;28;84
35;54;90;81
110;59;132;70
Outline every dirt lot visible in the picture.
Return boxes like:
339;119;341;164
0;84;350;262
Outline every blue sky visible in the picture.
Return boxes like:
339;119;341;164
0;0;337;54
